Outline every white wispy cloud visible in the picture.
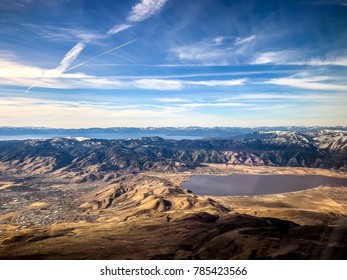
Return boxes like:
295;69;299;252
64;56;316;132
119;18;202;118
127;0;169;22
133;79;183;90
154;97;189;102
53;42;85;74
213;36;224;45
264;76;347;91
18;2;157;96
0;59;44;78
186;79;246;87
0;58;249;91
24;42;86;93
306;56;347;66
66;39;137;72
23;24;106;43
23;2;148;91
149;101;250;111
133;78;246;90
23;39;137;92
172;34;257;65
0;50;18;60
235;94;298;100
218;93;347;103
217;94;298;102
234;35;256;46
243;104;294;111
0;58;126;89
181;102;249;109
107;0;169;35
3;93;346;127
252;50;347;66
252;50;300;64
172;43;231;65
173;40;347;67
0;96;220;128
107;24;133;35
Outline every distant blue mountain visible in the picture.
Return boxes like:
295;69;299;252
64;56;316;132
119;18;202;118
1;126;346;141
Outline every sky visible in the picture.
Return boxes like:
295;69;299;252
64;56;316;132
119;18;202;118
0;0;347;128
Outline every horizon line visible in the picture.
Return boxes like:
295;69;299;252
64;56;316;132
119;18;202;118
1;125;346;130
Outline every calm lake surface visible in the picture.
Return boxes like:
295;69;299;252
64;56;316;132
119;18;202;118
182;174;347;196
0;133;202;141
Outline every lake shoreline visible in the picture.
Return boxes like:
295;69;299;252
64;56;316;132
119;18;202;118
182;174;347;196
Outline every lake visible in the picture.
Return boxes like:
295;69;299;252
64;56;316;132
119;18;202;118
0;133;202;141
182;174;347;196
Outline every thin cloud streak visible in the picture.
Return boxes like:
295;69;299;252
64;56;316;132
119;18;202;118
186;79;246;87
108;0;169;35
252;50;300;65
0;96;226;128
219;93;347;103
307;57;347;66
107;24;133;35
172;34;256;65
25;42;86;93
172;43;231;65
55;42;86;74
22;24;107;43
133;78;246;90
234;35;256;46
154;97;189;102
127;0;169;22
23;40;136;93
213;36;224;45
65;39;137;72
252;51;347;66
265;77;347;91
181;102;249;109
133;79;183;90
1;59;250;91
27;0;156;93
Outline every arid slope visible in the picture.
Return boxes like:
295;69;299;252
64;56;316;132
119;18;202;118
0;165;347;259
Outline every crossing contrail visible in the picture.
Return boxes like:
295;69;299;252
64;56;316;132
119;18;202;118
24;80;44;94
64;39;136;72
25;39;136;94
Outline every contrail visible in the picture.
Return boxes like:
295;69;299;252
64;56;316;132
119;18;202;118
25;39;136;94
25;80;42;94
64;39;137;72
25;71;48;94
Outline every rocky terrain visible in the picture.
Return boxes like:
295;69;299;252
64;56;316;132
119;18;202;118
0;130;346;179
0;130;346;259
0;167;346;259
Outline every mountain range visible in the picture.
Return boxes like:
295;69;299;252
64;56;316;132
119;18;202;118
1;129;347;259
1;126;347;139
1;130;346;178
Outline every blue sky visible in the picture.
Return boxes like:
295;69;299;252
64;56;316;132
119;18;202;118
0;0;347;128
